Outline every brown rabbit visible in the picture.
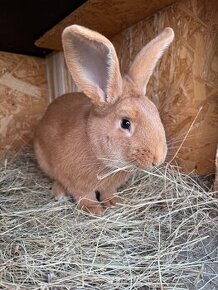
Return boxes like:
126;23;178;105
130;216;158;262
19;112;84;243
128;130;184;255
34;25;174;215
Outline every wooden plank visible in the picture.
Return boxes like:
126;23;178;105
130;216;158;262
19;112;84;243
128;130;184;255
0;51;49;157
46;52;79;100
35;0;177;51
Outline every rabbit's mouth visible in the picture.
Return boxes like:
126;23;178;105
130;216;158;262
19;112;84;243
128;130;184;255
129;148;156;169
129;144;167;169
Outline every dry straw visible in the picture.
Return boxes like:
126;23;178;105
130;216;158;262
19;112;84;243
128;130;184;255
0;150;217;290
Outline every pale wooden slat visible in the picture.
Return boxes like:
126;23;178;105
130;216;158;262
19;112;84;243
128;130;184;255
46;52;79;100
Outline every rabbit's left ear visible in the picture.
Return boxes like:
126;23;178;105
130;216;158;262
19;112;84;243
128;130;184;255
127;28;174;95
62;25;122;107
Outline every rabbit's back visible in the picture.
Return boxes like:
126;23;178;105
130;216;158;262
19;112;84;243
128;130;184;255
34;93;92;179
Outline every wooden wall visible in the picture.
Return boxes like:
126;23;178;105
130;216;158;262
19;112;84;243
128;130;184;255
0;52;48;157
111;0;218;174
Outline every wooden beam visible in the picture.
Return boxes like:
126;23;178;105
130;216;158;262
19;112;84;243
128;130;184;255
35;0;177;51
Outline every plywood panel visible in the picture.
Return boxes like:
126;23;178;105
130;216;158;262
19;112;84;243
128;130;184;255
0;52;48;157
35;0;177;51
111;0;218;174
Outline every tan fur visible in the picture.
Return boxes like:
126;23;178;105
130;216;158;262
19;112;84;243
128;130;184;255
34;25;174;215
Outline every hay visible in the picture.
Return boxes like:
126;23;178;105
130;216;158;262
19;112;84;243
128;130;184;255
0;150;217;290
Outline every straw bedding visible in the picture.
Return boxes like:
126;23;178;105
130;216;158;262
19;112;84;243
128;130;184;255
0;149;217;290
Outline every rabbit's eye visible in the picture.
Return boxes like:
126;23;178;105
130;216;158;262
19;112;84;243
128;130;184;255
121;118;131;131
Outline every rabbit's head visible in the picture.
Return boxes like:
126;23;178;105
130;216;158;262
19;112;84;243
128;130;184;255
62;25;174;169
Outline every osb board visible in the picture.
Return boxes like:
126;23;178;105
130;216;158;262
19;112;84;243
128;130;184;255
111;0;218;174
0;52;48;157
35;0;177;51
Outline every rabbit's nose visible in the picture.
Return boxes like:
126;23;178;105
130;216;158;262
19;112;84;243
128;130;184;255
153;145;167;166
152;157;161;166
152;156;164;167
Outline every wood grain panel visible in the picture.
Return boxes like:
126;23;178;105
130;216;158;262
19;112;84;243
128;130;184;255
35;0;177;51
0;52;48;157
46;52;79;100
111;0;218;174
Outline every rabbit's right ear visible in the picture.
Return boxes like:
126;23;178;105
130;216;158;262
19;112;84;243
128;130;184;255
62;25;122;107
127;28;174;95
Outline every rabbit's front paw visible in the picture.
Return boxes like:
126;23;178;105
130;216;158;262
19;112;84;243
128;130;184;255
78;198;103;216
101;193;121;208
52;180;66;200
